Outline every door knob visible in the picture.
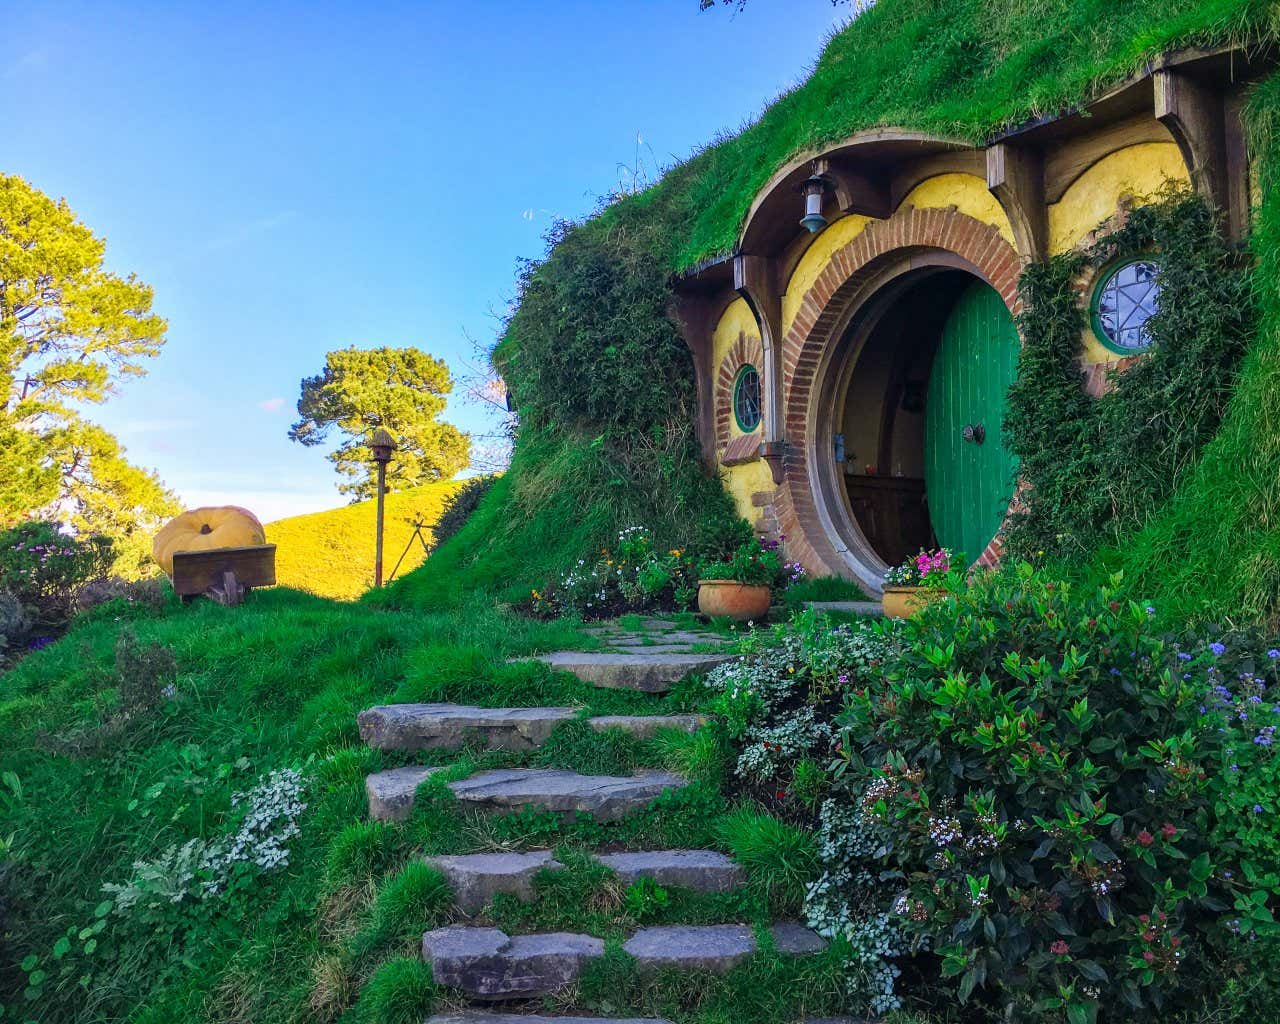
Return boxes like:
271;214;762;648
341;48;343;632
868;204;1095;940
962;423;986;444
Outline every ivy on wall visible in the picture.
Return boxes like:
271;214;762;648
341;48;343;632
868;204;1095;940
1003;192;1256;562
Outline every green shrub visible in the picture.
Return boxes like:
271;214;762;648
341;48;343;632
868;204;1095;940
0;521;113;634
1005;193;1255;564
349;955;436;1024
429;474;496;551
700;536;784;588
830;564;1272;1020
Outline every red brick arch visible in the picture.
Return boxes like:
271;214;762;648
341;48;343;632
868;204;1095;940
774;206;1024;583
714;331;764;452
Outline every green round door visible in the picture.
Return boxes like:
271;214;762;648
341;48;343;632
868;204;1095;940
924;280;1020;564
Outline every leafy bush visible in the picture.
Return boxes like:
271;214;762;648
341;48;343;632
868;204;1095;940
528;525;702;619
430;474;496;551
0;521;114;635
829;564;1274;1021
1005;192;1255;564
704;611;886;792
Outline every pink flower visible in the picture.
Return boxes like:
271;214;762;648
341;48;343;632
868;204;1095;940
1050;940;1069;956
1137;830;1154;847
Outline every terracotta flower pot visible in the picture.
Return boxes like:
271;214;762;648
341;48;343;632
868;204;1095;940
697;579;772;622
881;585;946;619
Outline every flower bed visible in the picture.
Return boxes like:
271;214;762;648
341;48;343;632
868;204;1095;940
705;563;1280;1021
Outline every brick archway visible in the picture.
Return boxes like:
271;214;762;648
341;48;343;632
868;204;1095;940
714;331;764;452
774;206;1024;586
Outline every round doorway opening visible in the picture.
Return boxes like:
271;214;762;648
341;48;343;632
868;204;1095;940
831;271;1019;571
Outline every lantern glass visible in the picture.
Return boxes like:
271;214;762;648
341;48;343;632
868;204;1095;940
800;177;827;233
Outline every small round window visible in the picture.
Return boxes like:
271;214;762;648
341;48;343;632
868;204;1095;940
733;365;761;433
1092;258;1161;354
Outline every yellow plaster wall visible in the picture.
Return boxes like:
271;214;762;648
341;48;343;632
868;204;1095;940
1048;142;1190;364
721;459;775;521
1048;142;1189;256
781;214;871;334
711;299;771;522
900;172;1016;247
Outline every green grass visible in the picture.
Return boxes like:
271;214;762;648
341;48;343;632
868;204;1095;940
264;479;462;601
0;589;847;1022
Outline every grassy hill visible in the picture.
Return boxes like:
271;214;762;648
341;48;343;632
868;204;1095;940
265;481;462;601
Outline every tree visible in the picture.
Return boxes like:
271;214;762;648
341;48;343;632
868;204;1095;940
0;174;179;575
289;347;470;499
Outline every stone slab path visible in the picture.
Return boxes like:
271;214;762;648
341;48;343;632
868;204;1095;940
422;923;827;998
359;703;707;752
593;849;744;892
355;613;838;1020
366;766;689;823
529;651;737;693
804;600;882;616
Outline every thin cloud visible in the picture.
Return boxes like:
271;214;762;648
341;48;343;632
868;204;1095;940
258;397;287;413
5;48;50;79
196;210;298;255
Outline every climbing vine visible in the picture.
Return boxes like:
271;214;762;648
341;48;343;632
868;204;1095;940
1003;191;1256;562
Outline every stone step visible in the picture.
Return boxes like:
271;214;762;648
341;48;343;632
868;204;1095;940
622;923;826;973
447;769;687;822
358;703;708;753
367;767;687;822
805;600;882;616
365;765;443;822
422;927;603;1000
427;1016;673;1024
359;704;576;751
427;850;564;915
422;923;826;998
593;849;745;893
531;651;738;693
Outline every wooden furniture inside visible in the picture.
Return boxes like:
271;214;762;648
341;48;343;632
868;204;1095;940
171;544;276;606
844;476;935;568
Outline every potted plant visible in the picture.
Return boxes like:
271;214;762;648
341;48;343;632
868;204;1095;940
697;538;782;621
882;547;953;619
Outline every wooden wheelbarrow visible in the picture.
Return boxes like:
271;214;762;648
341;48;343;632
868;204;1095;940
171;544;276;606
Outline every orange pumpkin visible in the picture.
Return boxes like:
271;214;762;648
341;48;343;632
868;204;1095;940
152;506;266;576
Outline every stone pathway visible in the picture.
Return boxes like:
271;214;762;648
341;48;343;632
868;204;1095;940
804;600;882;616
355;615;834;1020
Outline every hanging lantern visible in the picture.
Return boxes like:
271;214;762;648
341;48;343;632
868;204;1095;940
800;174;828;233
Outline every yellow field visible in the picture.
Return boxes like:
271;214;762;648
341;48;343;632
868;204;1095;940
265;480;462;600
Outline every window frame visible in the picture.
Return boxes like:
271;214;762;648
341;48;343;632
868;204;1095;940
1090;256;1162;356
732;364;762;433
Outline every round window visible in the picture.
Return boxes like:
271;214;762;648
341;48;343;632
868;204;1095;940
733;365;761;433
1091;258;1161;354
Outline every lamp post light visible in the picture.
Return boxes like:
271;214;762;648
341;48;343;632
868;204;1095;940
370;427;396;587
799;173;829;234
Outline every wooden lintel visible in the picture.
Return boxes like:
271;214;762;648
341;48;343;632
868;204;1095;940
814;157;892;220
732;254;785;448
986;142;1047;262
1154;68;1230;216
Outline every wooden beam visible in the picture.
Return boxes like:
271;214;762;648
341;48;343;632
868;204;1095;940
670;293;721;466
1154;68;1229;215
814;157;892;220
987;141;1047;262
733;254;786;483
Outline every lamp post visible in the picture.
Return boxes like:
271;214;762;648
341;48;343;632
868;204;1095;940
370;427;396;587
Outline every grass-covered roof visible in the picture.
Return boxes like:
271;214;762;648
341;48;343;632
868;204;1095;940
610;0;1276;272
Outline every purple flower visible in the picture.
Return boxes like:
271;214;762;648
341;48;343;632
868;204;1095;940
1177;652;1193;662
1210;642;1227;656
1255;805;1265;814
1268;650;1280;659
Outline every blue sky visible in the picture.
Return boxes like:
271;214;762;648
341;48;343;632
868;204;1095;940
7;1;848;521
